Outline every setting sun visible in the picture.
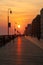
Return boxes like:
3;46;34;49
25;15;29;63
18;25;20;28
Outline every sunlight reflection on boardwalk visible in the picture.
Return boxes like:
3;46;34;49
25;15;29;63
17;37;22;65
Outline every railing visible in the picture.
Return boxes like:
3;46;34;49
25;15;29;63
0;35;17;47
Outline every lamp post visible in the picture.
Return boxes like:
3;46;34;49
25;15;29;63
8;8;12;35
14;22;17;35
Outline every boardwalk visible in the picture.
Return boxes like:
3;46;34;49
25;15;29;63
0;36;43;65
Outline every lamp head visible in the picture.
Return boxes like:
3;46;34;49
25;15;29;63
10;10;12;14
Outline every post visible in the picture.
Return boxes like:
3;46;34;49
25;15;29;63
8;9;10;36
8;14;9;35
8;8;12;35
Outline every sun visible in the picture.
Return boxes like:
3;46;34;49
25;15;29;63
18;25;20;28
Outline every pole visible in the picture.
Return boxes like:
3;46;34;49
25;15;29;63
8;8;12;35
8;16;9;35
8;9;9;36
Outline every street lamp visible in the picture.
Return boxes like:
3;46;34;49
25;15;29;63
8;8;12;35
14;22;17;35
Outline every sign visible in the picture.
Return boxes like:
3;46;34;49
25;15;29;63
8;22;11;28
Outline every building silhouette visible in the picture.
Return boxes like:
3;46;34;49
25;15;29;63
31;15;41;39
24;8;43;39
24;24;32;36
40;8;43;38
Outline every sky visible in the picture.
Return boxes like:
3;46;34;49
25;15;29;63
0;0;43;35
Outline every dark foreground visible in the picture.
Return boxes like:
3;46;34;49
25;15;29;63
0;36;43;65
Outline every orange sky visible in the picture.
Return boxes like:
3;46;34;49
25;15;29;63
0;0;43;35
